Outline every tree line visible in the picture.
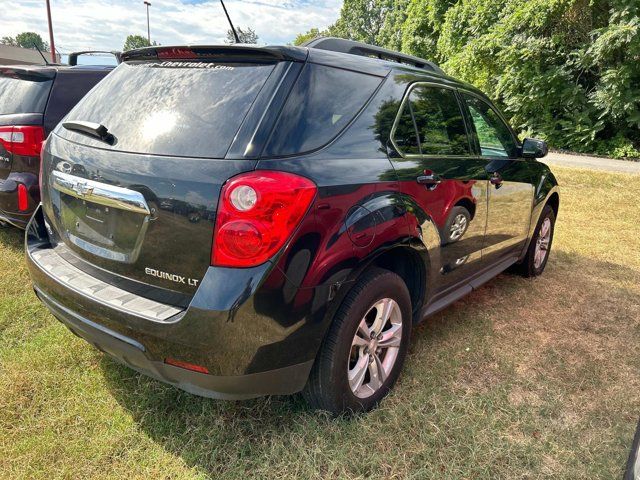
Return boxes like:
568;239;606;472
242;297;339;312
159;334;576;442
1;32;49;52
295;0;640;158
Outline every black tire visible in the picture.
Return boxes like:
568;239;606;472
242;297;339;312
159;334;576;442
441;206;470;244
512;204;556;277
303;268;412;415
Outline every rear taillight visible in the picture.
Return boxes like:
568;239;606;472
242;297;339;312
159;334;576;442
212;171;317;268
17;184;28;211
0;126;45;157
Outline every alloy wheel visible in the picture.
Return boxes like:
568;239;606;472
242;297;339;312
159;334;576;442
449;213;468;241
534;217;551;269
348;298;403;398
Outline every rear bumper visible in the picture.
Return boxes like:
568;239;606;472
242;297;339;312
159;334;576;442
34;286;311;399
25;206;324;399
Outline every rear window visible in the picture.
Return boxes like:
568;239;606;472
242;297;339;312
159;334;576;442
0;76;53;114
263;63;382;157
59;61;276;158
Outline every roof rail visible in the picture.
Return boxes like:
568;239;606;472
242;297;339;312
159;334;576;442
301;37;444;75
68;50;121;66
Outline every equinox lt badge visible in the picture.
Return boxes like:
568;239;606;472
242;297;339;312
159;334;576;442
145;267;199;287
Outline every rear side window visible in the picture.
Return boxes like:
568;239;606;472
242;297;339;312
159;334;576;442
263;64;382;157
392;85;470;156
0;76;53;114
59;61;276;158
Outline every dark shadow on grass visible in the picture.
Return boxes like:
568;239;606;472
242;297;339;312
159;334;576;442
90;250;640;475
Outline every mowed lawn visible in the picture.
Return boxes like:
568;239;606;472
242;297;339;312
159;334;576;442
1;167;639;479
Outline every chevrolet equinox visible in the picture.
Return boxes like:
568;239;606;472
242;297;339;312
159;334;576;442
26;38;559;414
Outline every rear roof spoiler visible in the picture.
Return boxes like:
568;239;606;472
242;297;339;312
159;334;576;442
302;37;444;75
120;45;308;63
68;50;122;66
0;66;56;81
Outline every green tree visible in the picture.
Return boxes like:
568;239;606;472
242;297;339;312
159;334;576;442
295;0;639;157
328;0;396;44
123;34;154;51
586;1;640;130
293;28;325;46
401;0;640;157
377;0;410;51
400;0;454;60
225;27;259;44
1;32;49;51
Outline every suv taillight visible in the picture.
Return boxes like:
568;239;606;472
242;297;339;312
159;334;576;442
0;126;45;157
212;171;317;268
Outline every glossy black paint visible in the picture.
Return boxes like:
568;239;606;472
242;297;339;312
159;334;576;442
27;43;560;398
0;64;113;228
42;134;257;296
522;137;549;158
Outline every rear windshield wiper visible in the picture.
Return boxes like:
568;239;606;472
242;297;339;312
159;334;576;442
62;120;115;145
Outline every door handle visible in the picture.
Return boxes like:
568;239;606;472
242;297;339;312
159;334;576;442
416;173;442;190
490;172;503;188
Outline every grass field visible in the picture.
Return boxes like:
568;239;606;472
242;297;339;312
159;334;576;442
1;167;639;479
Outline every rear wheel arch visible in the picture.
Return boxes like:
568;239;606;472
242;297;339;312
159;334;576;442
454;197;476;220
303;266;413;413
337;244;427;323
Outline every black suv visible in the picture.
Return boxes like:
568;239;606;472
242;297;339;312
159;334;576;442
26;38;559;414
0;54;116;228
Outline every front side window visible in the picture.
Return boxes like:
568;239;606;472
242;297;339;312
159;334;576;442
392;85;470;156
463;95;517;158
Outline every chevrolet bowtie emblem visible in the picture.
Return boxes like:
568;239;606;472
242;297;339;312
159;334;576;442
73;181;94;197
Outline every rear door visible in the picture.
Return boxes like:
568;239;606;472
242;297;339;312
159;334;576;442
389;82;490;294
460;92;534;262
41;49;300;296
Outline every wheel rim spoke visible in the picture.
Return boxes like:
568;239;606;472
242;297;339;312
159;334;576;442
368;354;385;390
348;355;369;393
535;245;546;268
378;323;402;348
371;298;392;336
540;219;550;238
352;320;370;347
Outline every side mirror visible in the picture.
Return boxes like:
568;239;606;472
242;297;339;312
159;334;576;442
522;138;548;159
